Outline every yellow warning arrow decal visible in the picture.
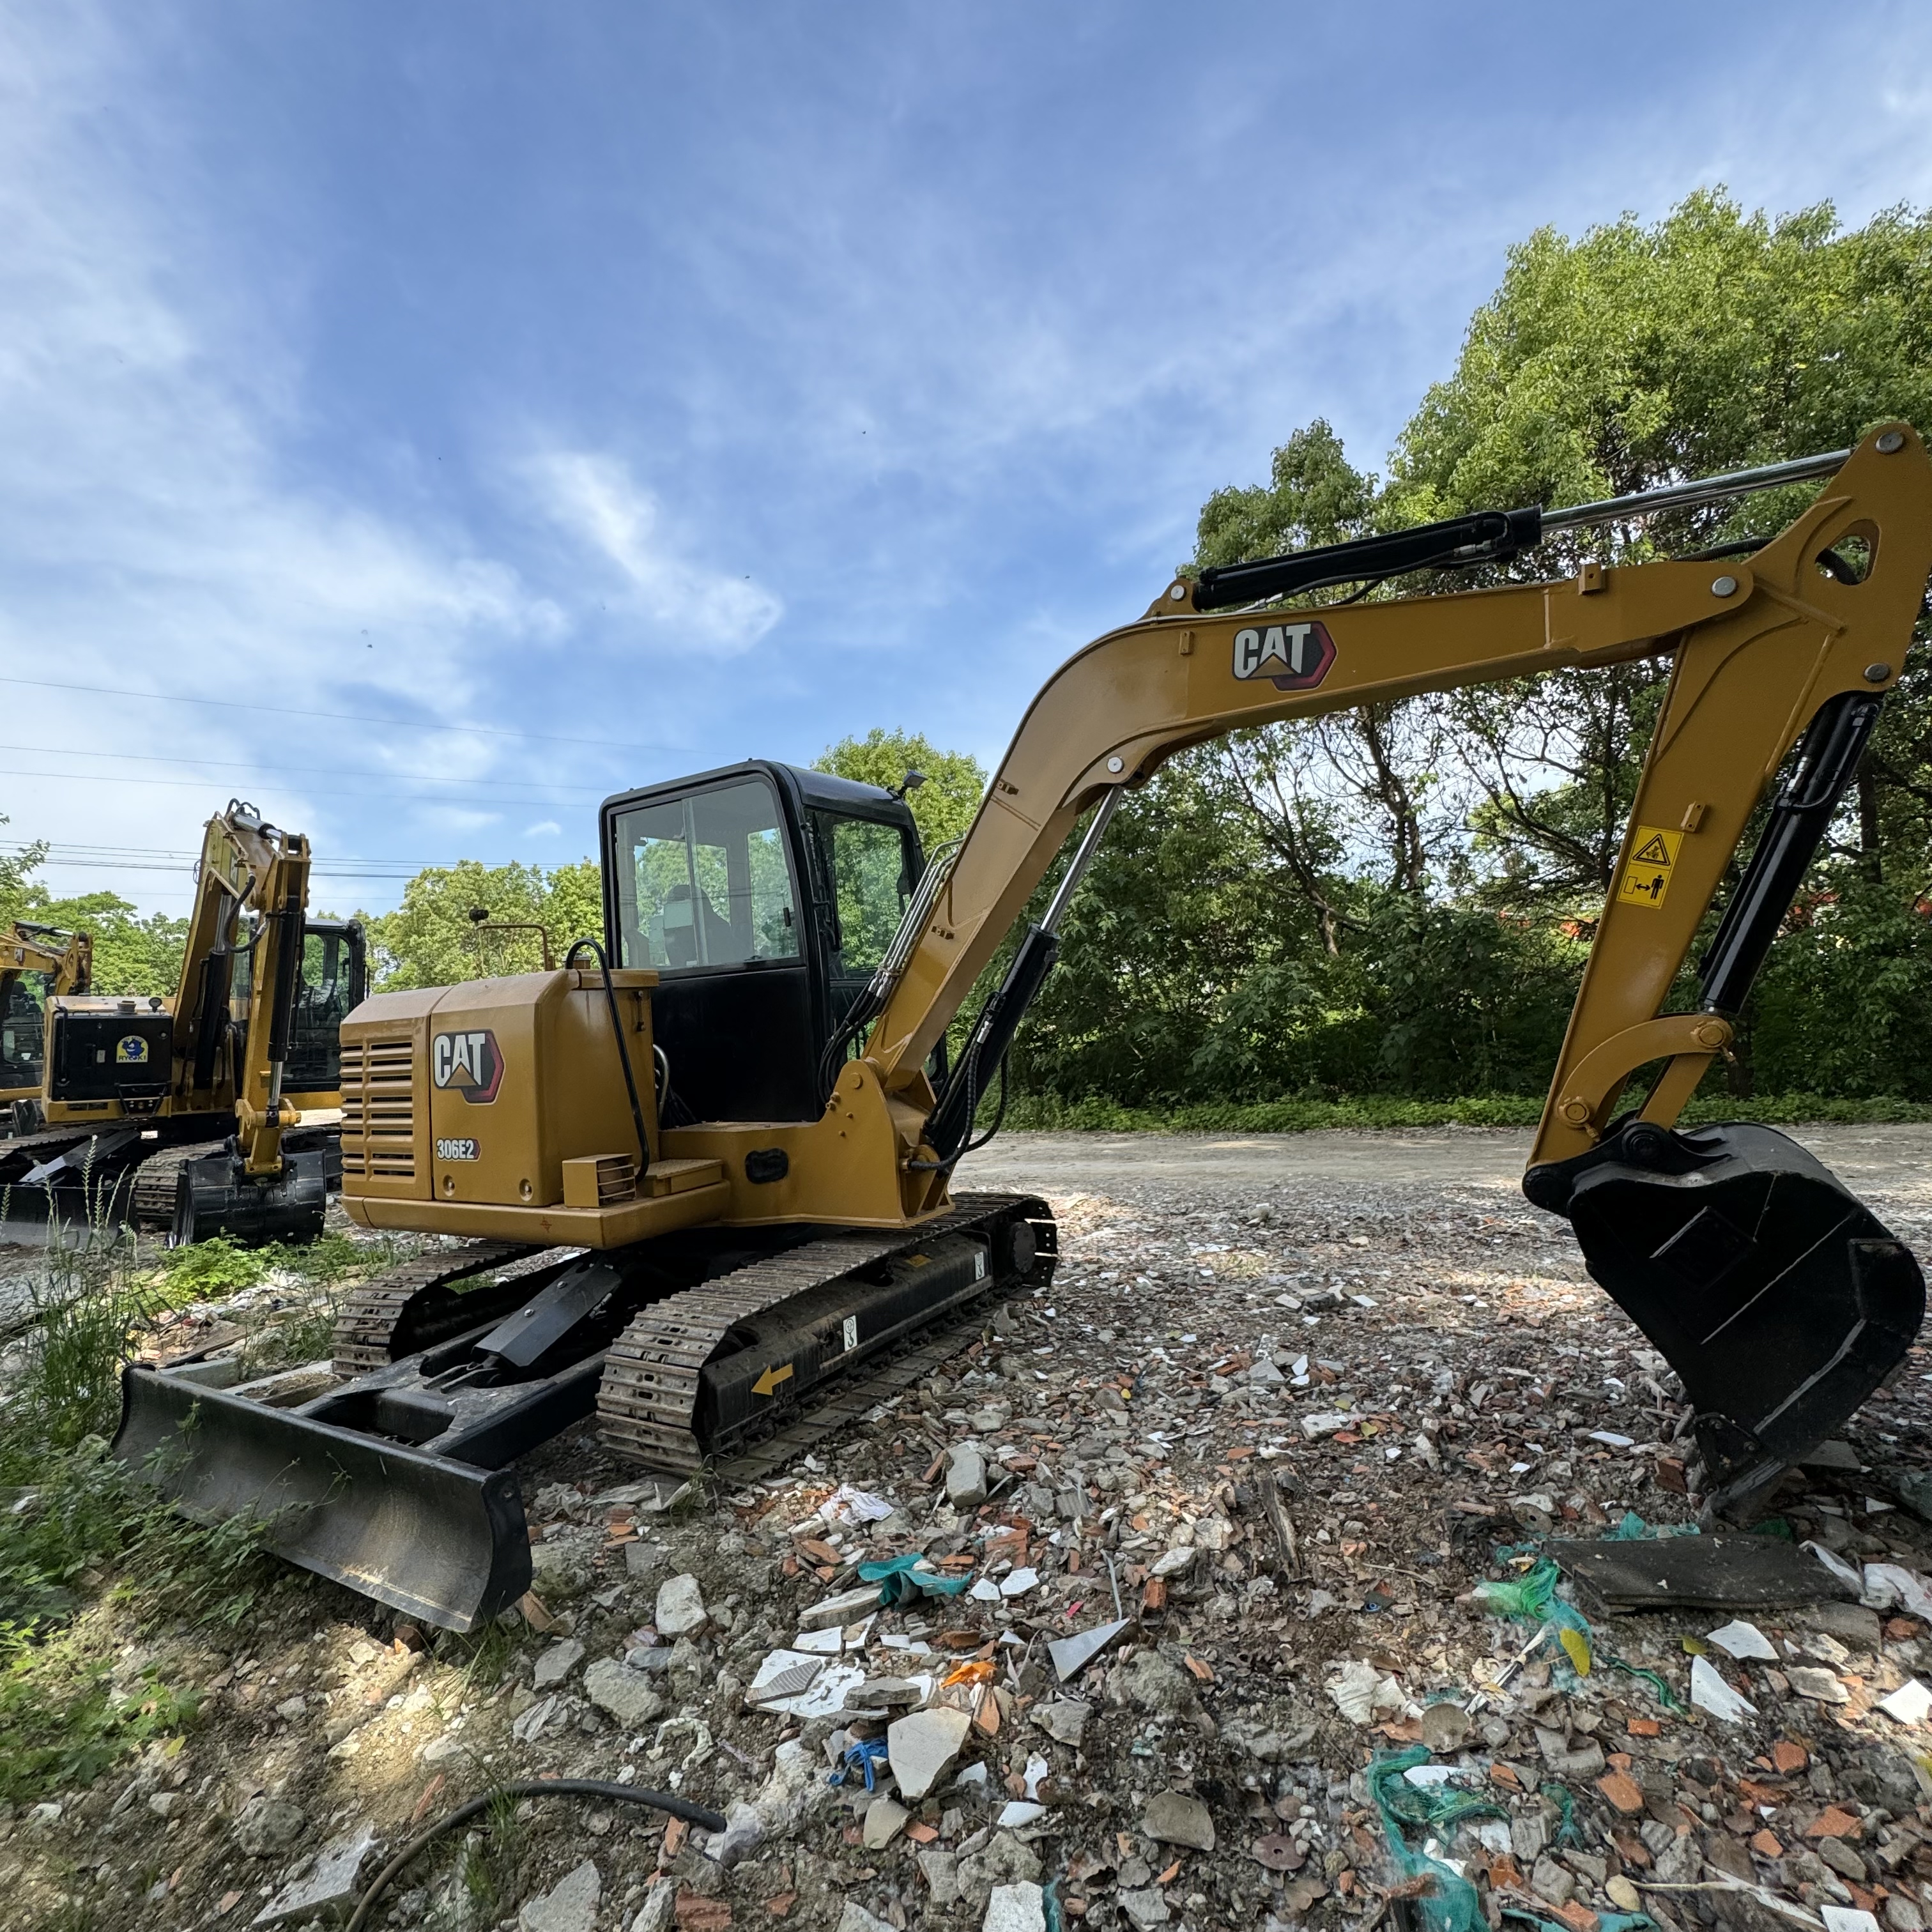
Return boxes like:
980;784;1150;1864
753;1362;795;1398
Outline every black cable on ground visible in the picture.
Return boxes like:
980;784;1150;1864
344;1779;727;1932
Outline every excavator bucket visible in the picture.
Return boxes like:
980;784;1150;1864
112;1362;533;1630
170;1146;328;1246
1540;1123;1924;1514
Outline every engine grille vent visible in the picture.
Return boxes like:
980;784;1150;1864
341;1036;416;1180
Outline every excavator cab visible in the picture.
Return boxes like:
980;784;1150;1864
229;916;369;1103
602;761;923;1124
1;971;49;1106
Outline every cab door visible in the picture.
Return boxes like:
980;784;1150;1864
808;811;920;1034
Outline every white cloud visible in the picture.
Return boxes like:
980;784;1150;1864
0;10;563;907
525;449;782;654
523;819;562;838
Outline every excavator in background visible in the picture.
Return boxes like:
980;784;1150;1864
118;424;1932;1630
1;801;366;1245
1;921;93;1124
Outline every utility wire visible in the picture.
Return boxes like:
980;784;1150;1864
3;840;534;880
0;763;603;806
0;673;681;754
0;741;613;795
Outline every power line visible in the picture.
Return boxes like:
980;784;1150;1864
3;840;589;882
0;742;613;796
0;765;605;806
0;673;684;755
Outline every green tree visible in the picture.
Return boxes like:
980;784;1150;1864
0;830;190;999
367;858;603;990
1037;188;1932;1112
816;730;986;852
0;815;47;903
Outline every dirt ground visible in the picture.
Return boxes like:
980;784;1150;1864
8;1125;1932;1932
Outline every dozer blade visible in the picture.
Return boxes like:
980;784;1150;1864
112;1362;532;1631
1533;1123;1924;1513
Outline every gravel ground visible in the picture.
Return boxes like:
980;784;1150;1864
8;1127;1932;1932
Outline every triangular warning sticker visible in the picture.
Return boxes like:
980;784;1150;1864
1632;832;1673;865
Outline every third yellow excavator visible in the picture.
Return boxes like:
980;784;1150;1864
118;424;1932;1629
1;921;92;1126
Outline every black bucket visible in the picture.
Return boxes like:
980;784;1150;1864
173;1146;327;1246
1538;1123;1924;1510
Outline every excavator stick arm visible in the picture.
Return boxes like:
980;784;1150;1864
862;425;1932;1498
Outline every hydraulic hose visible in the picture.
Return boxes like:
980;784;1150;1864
564;937;651;1181
343;1780;726;1932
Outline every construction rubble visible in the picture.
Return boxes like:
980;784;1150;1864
8;1146;1932;1931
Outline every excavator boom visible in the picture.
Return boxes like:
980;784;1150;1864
117;423;1932;1625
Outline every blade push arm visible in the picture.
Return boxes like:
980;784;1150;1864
864;425;1932;1167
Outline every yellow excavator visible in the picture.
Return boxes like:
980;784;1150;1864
118;425;1932;1629
2;801;366;1244
1;921;93;1128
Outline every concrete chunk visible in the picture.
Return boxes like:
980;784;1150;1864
1142;1788;1215;1851
862;1797;910;1849
582;1657;666;1729
1032;1698;1090;1745
799;1583;882;1630
532;1637;585;1689
984;1882;1046;1932
888;1705;974;1800
519;1859;601;1932
654;1572;707;1636
252;1824;378;1926
947;1445;989;1508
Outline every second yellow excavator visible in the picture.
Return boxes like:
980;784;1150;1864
118;425;1932;1629
2;801;366;1244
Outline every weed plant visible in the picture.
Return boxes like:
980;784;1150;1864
0;1209;275;1803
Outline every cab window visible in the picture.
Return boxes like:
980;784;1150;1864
286;928;360;1091
614;779;801;970
1;972;49;1088
811;813;917;976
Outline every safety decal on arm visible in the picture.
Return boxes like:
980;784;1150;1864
1615;825;1683;910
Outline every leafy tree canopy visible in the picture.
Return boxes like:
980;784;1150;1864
366;858;602;990
815;729;986;852
1;827;190;999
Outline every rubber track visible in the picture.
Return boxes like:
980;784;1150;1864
0;1127;105;1188
330;1240;554;1377
708;1317;1004;1489
597;1193;1048;1478
131;1146;201;1228
1;1126;220;1218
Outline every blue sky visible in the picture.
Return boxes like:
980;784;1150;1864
3;2;1929;916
